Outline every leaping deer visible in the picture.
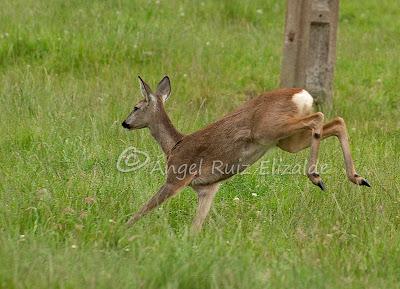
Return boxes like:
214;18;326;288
122;76;370;232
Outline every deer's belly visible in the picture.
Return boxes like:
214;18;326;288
240;142;274;165
191;142;274;185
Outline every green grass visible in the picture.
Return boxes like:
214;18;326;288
0;0;399;288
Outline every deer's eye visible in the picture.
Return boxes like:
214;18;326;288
133;106;139;112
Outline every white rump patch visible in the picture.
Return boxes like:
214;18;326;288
292;90;314;115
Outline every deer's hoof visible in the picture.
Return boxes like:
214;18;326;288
316;180;326;191
308;172;326;191
353;174;371;188
360;178;371;187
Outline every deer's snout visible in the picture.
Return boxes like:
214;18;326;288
121;121;130;129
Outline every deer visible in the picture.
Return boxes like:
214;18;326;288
121;75;370;232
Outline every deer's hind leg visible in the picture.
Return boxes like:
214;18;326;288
270;112;326;189
278;117;370;188
126;174;194;226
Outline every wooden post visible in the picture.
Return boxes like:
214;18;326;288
280;0;339;109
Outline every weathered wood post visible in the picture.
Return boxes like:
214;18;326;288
280;0;339;109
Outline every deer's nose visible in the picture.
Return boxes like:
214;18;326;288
121;121;130;129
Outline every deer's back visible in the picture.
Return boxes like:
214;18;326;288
167;88;311;184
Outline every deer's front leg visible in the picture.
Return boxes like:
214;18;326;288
126;175;194;226
191;183;220;233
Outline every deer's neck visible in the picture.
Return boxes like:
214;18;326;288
148;107;183;155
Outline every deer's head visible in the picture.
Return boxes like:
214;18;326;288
122;76;171;130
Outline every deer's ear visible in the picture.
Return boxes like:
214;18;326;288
156;76;171;102
138;76;155;102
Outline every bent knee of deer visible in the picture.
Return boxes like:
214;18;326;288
331;117;347;136
333;117;345;126
314;112;324;122
309;112;324;132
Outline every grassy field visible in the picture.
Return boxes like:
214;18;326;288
0;0;399;288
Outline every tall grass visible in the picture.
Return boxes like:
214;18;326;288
0;0;399;288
